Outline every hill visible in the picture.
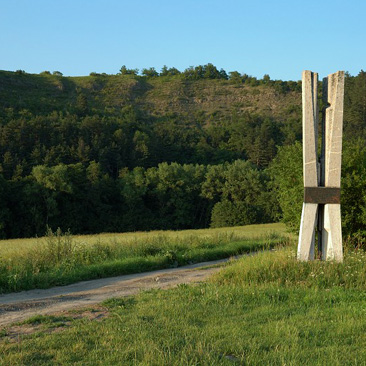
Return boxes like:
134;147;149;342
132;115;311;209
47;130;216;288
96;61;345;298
0;67;365;239
0;70;301;121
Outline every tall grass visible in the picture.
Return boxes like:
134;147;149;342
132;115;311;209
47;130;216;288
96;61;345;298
213;245;366;289
3;243;366;365
0;223;285;256
0;224;288;293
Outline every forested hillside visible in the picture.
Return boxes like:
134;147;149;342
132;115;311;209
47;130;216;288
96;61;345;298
0;65;365;238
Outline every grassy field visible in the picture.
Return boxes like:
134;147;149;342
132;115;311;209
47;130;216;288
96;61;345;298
0;223;288;293
2;242;366;365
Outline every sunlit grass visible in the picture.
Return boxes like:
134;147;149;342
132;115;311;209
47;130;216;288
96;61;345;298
3;243;366;365
0;223;286;256
0;223;288;293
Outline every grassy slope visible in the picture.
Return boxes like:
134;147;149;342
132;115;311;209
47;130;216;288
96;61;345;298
0;223;288;293
0;71;301;122
2;245;366;365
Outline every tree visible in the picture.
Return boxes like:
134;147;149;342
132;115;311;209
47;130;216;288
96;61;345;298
141;67;159;78
132;130;150;166
0;175;9;238
262;74;271;84
341;139;366;238
228;71;241;82
167;67;180;76
160;65;169;76
145;162;208;229
119;65;139;75
160;65;181;76
269;139;366;240
202;160;274;227
268;142;303;232
219;68;228;80
344;70;366;139
76;93;88;116
204;63;220;79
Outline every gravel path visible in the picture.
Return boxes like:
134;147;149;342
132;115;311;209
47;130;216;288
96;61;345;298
0;258;231;326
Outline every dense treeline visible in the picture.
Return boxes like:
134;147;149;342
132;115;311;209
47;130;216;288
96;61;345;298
0;67;365;238
119;63;301;93
0;160;275;238
0;108;288;179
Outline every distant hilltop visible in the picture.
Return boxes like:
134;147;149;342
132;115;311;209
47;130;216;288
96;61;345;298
0;65;302;122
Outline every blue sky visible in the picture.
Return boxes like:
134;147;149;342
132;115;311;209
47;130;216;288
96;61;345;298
0;0;364;80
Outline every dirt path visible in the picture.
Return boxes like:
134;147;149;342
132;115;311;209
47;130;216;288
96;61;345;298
0;258;232;327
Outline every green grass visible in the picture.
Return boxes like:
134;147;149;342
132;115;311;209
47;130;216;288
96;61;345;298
0;223;287;293
20;315;73;327
3;243;366;365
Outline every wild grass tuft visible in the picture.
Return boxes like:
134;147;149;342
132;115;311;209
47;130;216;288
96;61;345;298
213;245;366;290
0;224;288;293
20;315;72;326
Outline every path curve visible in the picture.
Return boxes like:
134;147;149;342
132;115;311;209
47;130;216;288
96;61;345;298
0;257;234;327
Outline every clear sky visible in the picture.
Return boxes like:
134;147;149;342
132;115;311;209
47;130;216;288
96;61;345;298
0;0;364;81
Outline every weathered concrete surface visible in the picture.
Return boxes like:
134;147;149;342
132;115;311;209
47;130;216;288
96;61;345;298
302;70;319;188
322;71;344;261
298;203;317;261
298;70;344;262
324;71;344;189
298;71;319;261
323;204;343;261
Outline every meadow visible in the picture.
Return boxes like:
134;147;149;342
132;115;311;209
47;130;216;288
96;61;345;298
2;241;366;365
0;223;287;293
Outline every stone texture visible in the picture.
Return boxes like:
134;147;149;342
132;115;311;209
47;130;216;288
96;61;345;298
322;71;344;262
297;70;344;262
298;203;317;261
302;70;319;187
322;204;343;261
297;71;319;261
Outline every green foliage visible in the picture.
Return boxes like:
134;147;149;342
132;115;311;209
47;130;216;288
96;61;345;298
268;142;303;231
344;70;366;139
159;65;181;76
341;139;366;238
144;162;209;229
141;67;159;78
183;63;228;80
269;139;366;240
203;160;275;227
119;65;139;75
0;67;364;238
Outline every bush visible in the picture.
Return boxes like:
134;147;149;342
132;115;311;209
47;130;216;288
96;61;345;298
211;201;260;227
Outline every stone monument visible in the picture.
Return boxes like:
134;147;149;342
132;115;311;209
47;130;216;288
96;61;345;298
297;70;345;262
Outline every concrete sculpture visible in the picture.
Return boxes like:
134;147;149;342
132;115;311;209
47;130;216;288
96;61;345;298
297;70;344;262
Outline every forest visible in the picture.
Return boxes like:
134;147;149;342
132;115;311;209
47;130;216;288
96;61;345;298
0;65;365;239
